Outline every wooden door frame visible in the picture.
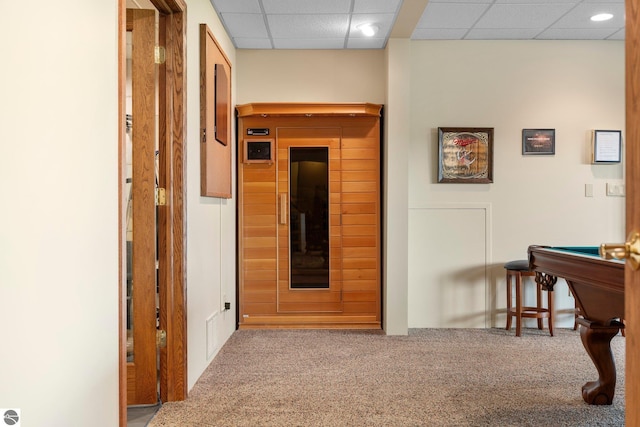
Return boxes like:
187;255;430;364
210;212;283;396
118;0;187;424
626;0;639;424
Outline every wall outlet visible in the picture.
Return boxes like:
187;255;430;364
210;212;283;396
606;183;625;197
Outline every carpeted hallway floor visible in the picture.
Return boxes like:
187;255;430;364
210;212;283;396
149;328;625;426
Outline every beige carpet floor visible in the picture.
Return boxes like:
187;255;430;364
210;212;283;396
149;328;625;426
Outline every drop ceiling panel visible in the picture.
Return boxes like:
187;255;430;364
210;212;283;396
415;3;490;29
429;0;491;3
221;13;269;38
267;14;349;39
538;28;622;39
475;4;577;29
353;0;402;14
412;28;470;40
262;0;352;14
210;0;261;13
273;38;347;49
466;28;543;40
207;0;626;49
550;3;625;28
350;13;396;38
493;0;576;3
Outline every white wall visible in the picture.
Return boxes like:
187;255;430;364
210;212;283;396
384;39;410;334
0;1;120;425
407;40;625;328
236;49;386;104
237;40;625;333
184;0;237;390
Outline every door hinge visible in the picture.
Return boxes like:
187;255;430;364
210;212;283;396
155;46;166;64
156;329;167;349
156;187;166;206
202;128;206;142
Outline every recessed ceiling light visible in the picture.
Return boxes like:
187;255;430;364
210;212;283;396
591;13;613;22
357;23;378;37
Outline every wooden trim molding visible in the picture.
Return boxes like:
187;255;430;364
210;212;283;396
118;1;127;424
236;102;382;118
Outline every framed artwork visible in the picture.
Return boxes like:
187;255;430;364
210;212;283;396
522;129;555;155
438;127;493;183
592;130;622;164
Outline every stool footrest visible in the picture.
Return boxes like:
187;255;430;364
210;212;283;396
507;307;551;318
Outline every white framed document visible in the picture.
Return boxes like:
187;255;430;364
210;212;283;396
592;130;622;164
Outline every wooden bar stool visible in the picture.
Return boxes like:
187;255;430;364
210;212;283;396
505;260;554;337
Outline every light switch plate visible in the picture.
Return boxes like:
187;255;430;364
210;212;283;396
585;184;593;197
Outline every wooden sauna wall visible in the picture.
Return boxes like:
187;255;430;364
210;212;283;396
237;112;381;329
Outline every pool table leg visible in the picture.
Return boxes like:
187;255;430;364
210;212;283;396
578;318;621;405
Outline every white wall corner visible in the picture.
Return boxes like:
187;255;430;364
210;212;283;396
383;39;412;335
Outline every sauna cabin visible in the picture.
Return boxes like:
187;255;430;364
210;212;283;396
236;103;382;329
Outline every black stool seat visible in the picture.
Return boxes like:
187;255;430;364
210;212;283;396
505;259;554;337
504;260;530;271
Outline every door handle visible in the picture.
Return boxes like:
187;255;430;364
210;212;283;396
600;231;640;270
279;193;287;225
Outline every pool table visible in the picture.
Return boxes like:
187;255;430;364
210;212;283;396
528;245;625;405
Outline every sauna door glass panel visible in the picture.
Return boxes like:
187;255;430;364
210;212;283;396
289;147;329;289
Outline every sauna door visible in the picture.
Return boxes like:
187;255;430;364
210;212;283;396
277;128;343;312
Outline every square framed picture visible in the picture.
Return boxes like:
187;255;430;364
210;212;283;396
438;127;493;183
522;129;555;155
592;130;622;163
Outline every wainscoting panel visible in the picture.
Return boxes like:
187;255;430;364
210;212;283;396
408;204;491;328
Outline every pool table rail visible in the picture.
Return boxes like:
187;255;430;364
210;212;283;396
528;245;624;325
